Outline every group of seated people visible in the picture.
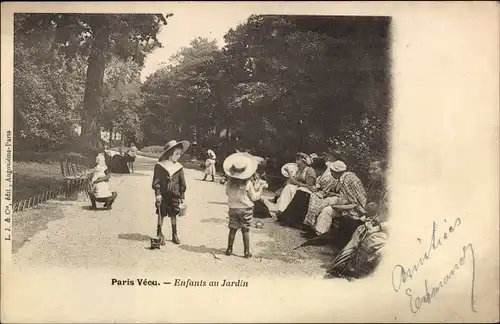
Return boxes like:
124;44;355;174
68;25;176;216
102;146;136;174
268;152;388;279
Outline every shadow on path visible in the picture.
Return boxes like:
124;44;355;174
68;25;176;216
117;233;150;242
252;218;338;266
81;206;110;211
200;217;228;225
207;201;227;205
178;244;226;257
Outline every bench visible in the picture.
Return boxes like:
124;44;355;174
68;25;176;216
58;154;93;198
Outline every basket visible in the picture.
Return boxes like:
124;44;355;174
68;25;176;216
179;204;187;217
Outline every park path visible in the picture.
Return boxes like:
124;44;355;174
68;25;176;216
11;154;334;278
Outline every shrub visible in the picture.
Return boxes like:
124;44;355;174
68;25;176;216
327;114;388;183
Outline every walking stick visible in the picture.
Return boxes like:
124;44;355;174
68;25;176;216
150;198;162;249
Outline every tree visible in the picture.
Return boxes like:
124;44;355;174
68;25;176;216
14;18;87;150
141;37;221;145
15;13;172;151
101;56;143;144
140;15;390;173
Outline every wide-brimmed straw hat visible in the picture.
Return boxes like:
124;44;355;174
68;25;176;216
223;153;258;180
207;149;216;159
281;162;299;178
160;140;190;159
328;160;347;172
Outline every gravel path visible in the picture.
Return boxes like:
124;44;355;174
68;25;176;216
12;155;335;278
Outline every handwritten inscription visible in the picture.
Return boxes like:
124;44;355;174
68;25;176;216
391;218;477;314
405;244;476;314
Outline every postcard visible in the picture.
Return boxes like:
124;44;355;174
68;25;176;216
1;2;498;323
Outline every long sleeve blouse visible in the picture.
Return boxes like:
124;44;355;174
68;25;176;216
152;162;186;199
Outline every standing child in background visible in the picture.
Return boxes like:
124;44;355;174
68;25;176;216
152;140;190;245
223;152;268;258
203;149;217;182
126;142;138;173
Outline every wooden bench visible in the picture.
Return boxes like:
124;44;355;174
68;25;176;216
58;154;92;198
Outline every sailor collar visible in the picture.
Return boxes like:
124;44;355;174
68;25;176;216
156;160;183;176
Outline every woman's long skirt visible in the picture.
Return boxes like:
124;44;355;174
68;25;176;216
276;184;298;212
254;199;272;218
303;193;325;227
277;190;310;228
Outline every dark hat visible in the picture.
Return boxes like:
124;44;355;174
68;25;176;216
160;140;190;159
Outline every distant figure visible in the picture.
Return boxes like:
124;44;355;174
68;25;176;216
203;149;217;182
126;143;138;173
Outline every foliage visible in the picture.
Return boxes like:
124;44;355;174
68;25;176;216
328;114;389;181
14;28;86;150
138;145;164;156
102;56;145;144
15;13;390;179
15;13;171;150
141;37;221;144
140;15;390;175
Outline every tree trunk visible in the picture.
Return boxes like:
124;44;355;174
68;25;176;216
109;127;113;146
80;17;110;151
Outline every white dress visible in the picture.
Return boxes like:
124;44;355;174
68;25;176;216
276;167;314;213
205;158;216;176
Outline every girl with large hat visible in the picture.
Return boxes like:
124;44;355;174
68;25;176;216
151;140;190;245
223;152;268;258
203;149;217;182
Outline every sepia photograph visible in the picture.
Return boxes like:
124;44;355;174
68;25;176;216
10;12;390;278
1;2;498;323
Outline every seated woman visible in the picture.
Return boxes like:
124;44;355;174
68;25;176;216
275;153;316;217
304;160;367;242
302;161;339;229
110;153;131;174
325;159;389;279
277;158;334;228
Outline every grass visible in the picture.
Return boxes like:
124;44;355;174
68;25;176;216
13;161;64;202
13;150;87;203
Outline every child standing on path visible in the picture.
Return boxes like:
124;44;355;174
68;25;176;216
223;152;268;258
203;149;217;182
152;140;190;245
126;143;138;173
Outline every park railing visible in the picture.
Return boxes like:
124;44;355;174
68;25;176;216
12;177;91;213
12;154;93;214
